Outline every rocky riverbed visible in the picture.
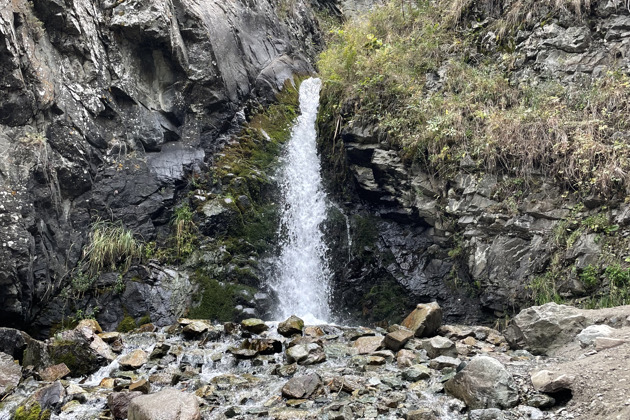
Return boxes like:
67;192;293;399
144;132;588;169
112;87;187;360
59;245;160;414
1;302;629;420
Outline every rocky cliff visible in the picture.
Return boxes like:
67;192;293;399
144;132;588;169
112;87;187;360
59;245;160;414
317;0;630;325
0;0;325;333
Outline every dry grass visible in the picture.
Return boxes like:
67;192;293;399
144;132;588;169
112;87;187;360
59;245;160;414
318;0;630;197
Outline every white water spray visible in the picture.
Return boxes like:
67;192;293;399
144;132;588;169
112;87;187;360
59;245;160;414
271;77;331;324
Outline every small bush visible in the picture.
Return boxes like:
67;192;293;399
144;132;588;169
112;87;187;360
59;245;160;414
82;220;142;275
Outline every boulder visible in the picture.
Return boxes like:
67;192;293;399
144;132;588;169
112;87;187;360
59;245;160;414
401;303;443;338
108;391;143;419
286;342;326;365
0;328;28;361
577;325;615;347
445;356;518;409
352;336;384;354
278;316;304;337
128;388;201;420
423;336;457;359
530;370;574;393
39;363;70;382
49;325;115;376
594;337;626;351
0;352;21;397
129;379;151;394
384;329;414;352
241;318;268;334
34;381;66;410
182;320;210;337
504;303;588;355
241;339;282;355
281;374;322;399
119;350;149;370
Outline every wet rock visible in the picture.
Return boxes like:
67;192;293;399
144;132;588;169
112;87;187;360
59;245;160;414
108;391;143;419
39;363;70;382
150;343;171;360
384;328;414;352
34;381;66;410
128;388;201;420
129;379;151;394
77;319;103;333
278;315;304;337
401;303;443;338
241;339;283;355
445;355;518;409
423;336;457;359
0;352;21;397
468;408;505;420
183;320;210;337
530;370;574;393
281;373;322;399
241;318;268;334
49;325;115;376
397;349;417;367
0;328;28;361
286;342;326;365
504;303;588;355
119;350;149;370
352;336;384;354
229;348;258;359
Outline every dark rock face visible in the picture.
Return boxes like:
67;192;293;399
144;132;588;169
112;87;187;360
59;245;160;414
0;0;322;332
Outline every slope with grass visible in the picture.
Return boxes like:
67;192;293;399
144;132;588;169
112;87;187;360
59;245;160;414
317;0;630;323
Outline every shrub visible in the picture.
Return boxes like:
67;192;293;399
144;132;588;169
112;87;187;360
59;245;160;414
82;220;142;275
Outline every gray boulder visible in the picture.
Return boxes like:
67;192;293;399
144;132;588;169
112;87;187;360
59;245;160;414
504;303;589;355
0;352;21;397
445;356;519;409
281;373;322;399
401;302;443;338
108;391;143;419
128;388;200;420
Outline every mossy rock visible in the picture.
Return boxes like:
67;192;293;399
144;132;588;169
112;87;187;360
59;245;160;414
13;403;50;420
116;315;137;333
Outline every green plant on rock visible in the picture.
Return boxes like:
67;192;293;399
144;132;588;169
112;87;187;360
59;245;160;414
116;315;137;333
189;273;255;322
82;220;142;275
173;204;197;259
14;403;50;420
579;265;599;290
529;272;563;306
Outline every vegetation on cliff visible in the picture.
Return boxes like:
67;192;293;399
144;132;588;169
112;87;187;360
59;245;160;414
319;0;630;197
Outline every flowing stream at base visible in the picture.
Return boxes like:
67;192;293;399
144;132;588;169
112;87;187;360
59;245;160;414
270;77;332;324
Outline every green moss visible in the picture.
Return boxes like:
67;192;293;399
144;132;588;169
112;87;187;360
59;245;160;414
137;314;151;326
116;315;137;333
189;273;255;321
13;403;50;420
49;339;98;376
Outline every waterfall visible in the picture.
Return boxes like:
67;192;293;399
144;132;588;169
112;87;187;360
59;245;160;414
271;77;331;324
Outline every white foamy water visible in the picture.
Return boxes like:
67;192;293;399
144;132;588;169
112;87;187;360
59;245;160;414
271;77;331;322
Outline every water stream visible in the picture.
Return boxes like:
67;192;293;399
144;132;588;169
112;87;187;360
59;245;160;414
270;77;332;324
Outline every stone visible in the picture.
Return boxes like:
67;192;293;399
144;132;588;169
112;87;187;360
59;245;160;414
401;302;443;338
397;349;417;367
182;320;210;336
241;318;268;334
0;328;28;361
34;381;66;409
445;356;518;409
128;389;200;420
504;303;588;355
530;370;574;393
0;352;21;397
281;374;322;399
278;315;304;337
424;336;457;359
229;348;258;359
150;343;171;360
286;342;326;365
403;365;432;381
100;378;116;388
526;393;556;409
77;319;103;333
108;391;143;419
353;336;384;354
594;337;626;351
468;408;504;420
429;356;461;370
49;324;115;376
384;329;414;352
405;408;438;420
120;349;149;369
99;332;122;343
39;363;70;382
577;325;615;347
129;379;151;394
241;339;283;355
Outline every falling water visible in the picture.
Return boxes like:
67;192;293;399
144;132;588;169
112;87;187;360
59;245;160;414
271;77;331;323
